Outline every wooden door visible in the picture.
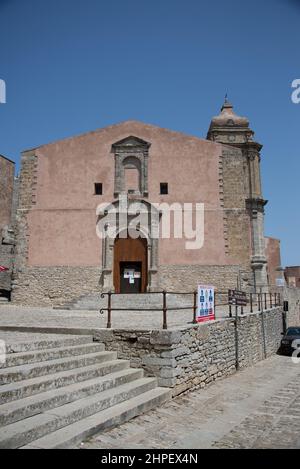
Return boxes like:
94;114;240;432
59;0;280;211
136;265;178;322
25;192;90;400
114;236;148;293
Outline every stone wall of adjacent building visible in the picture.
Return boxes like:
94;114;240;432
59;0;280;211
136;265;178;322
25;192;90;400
284;287;300;326
285;267;300;288
95;306;284;396
0;155;15;231
12;150;37;274
265;237;282;287
12;150;37;301
0;244;14;292
0;156;15;293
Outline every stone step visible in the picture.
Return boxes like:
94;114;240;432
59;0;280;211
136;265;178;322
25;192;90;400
0;378;159;449
63;293;192;311
0;297;9;303
1;342;105;369
4;335;94;354
0;351;117;385
23;387;171;449
0;359;130;403
0;368;143;427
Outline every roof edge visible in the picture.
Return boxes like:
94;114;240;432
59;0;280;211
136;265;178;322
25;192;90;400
21;119;222;152
0;154;15;165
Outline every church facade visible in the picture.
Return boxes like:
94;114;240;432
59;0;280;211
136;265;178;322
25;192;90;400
10;100;281;306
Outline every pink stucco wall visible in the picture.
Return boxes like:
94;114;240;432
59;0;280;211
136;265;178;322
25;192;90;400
27;121;230;267
265;237;282;286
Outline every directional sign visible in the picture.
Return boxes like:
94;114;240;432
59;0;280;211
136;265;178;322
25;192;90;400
228;289;247;307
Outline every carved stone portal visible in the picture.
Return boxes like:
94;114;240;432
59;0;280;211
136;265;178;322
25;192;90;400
97;197;160;292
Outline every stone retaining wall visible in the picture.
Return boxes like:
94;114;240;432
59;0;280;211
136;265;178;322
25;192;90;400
95;307;284;397
285;287;300;326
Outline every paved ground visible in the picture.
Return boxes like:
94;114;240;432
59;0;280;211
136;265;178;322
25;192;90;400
79;355;300;449
0;304;256;331
0;305;194;330
0;330;86;349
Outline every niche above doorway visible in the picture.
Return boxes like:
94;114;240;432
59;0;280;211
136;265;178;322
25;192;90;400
111;136;151;198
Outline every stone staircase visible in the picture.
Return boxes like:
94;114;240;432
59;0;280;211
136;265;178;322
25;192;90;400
62;292;193;312
0;334;171;449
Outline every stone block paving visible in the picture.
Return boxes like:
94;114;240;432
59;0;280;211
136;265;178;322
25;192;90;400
0;304;259;332
216;382;300;449
79;355;300;449
0;305;228;331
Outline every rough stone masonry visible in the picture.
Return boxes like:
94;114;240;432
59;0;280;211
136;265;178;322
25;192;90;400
95;306;286;397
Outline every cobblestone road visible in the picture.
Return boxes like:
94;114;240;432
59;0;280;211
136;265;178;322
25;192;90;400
80;355;300;449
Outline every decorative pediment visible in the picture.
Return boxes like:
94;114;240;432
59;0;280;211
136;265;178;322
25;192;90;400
112;136;151;150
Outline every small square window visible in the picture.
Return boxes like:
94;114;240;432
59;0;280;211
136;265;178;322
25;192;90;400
94;183;103;195
160;183;168;195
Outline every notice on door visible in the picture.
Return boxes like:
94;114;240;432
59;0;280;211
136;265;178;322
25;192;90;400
124;269;135;279
197;285;215;323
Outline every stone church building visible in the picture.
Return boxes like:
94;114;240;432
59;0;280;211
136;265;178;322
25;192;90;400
1;100;283;306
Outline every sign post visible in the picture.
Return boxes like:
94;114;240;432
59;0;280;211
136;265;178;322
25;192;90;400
197;285;215;323
228;289;247;371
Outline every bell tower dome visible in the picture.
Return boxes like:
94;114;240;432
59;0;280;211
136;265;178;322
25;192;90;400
207;97;254;145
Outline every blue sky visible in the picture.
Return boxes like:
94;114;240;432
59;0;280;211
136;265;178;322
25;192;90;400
0;0;299;266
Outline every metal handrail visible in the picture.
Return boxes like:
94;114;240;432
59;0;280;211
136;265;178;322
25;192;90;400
99;290;282;329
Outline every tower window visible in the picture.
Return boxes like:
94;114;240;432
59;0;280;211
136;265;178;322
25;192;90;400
160;183;168;195
94;183;103;195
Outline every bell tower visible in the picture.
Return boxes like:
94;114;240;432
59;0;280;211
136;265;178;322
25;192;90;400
207;98;268;292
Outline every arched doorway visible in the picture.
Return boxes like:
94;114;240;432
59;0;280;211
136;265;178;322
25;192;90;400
98;198;160;292
113;233;148;293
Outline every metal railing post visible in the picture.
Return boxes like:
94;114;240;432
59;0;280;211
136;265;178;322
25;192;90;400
214;292;217;318
193;290;198;324
261;308;267;359
250;293;253;313
270;293;273;309
264;292;267;311
107;291;112;329
162;290;168;330
235;304;239;370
